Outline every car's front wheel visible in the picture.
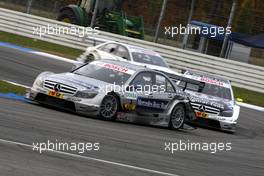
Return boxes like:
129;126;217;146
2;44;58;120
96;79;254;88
169;104;185;130
100;94;119;120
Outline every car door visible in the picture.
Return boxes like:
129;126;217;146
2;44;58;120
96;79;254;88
127;71;155;114
129;71;175;114
146;73;177;114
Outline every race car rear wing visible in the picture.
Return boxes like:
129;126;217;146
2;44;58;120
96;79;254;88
160;72;205;92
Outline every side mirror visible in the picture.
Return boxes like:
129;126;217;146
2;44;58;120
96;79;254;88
236;98;243;102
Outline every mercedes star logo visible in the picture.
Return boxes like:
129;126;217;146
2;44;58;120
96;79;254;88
54;84;61;92
198;105;206;112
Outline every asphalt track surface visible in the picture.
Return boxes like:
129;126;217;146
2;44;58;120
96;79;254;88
0;46;264;176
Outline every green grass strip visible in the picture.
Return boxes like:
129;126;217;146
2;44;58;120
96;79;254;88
0;31;83;59
0;80;26;95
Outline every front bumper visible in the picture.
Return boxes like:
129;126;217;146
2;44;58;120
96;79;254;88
218;119;237;132
191;108;239;132
192;117;237;132
27;88;101;116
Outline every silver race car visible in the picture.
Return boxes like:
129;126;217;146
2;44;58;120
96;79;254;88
176;70;240;132
27;59;197;130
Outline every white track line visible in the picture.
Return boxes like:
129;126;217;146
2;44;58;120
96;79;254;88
3;80;30;89
30;51;78;64
237;102;264;112
0;138;179;176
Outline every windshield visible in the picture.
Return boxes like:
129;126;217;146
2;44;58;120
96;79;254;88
179;81;232;100
73;62;132;85
132;52;168;67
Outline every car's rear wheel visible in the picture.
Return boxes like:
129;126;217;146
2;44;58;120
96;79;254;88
100;94;119;120
169;104;185;130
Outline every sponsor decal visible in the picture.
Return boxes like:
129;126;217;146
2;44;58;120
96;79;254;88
137;98;167;110
124;103;136;111
195;111;208;118
91;61;135;75
124;92;137;100
200;77;224;87
48;90;64;99
184;74;229;88
103;63;128;73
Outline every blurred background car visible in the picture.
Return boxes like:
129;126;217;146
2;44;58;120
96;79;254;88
77;41;178;74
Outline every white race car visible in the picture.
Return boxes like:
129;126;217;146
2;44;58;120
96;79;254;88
176;70;240;132
77;41;178;75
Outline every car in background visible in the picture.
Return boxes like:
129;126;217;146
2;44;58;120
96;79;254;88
77;41;177;74
176;70;240;132
27;59;197;130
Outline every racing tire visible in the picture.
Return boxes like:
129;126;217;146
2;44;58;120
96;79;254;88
100;94;120;120
57;9;79;25
169;104;185;130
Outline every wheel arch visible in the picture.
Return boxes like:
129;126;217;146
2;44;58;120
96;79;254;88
107;91;123;111
168;99;187;114
174;102;187;113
